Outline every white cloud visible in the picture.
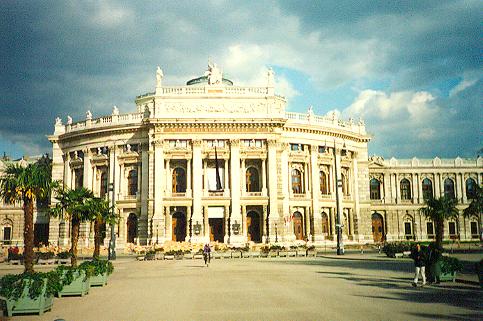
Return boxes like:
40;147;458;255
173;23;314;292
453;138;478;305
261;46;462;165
449;76;478;97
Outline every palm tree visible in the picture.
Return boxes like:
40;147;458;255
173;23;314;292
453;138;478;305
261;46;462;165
0;159;52;273
86;197;116;259
463;184;482;240
51;187;94;267
420;195;459;249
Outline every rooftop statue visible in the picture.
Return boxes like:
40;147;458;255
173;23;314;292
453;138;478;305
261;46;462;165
67;115;73;125
86;110;92;120
156;66;164;87
205;61;222;85
55;117;62;126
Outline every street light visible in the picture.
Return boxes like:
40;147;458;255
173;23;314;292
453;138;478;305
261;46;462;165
333;140;345;255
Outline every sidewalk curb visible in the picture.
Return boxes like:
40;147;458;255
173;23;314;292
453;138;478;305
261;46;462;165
455;278;480;287
317;254;400;262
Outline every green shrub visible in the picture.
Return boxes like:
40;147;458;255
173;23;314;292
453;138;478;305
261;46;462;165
0;271;62;301
382;242;414;257
36;251;55;260
78;259;114;276
56;251;71;259
439;256;463;274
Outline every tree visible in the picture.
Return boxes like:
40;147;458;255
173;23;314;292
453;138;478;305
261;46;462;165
420;196;459;249
0;159;52;273
86;197;116;259
463;184;482;240
51;187;94;267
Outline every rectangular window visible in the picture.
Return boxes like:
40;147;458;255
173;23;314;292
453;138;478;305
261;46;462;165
290;143;300;151
470;222;478;237
426;222;434;238
318;146;326;153
206;140;224;148
448;222;456;235
404;222;412;236
3;226;11;241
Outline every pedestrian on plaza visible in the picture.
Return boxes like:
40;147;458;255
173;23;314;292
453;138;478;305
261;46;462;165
411;243;426;287
203;243;211;267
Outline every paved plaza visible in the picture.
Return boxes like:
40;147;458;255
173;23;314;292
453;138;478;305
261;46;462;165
1;255;482;321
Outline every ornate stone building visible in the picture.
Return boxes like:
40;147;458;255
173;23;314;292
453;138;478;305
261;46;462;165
22;63;482;248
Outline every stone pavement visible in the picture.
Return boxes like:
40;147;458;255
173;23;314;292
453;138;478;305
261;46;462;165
1;255;481;321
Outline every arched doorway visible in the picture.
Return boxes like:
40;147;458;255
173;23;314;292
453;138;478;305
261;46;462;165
172;212;186;242
247;211;261;243
372;213;384;243
126;213;138;243
293;212;304;240
321;212;329;235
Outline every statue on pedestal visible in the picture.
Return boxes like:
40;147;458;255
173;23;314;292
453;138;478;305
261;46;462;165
156;66;164;87
205;61;222;85
67;115;73;125
86;110;92;120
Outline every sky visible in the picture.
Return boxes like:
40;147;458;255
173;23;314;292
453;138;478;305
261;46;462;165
0;1;481;159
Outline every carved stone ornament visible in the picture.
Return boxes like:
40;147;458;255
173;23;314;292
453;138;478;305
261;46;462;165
192;139;203;147
163;102;266;114
369;155;385;166
369;173;383;182
230;139;241;147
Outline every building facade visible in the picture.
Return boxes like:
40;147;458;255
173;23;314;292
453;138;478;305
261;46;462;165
4;63;480;248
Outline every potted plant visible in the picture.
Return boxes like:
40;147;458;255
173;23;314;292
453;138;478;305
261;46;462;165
36;251;55;265
437;256;463;282
306;245;317;257
56;265;91;297
80;259;114;287
56;251;71;264
194;249;204;259
145;250;156;261
7;248;23;265
0;271;61;316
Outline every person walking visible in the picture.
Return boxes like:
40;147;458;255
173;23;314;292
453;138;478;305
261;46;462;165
411;243;426;287
203;243;211;267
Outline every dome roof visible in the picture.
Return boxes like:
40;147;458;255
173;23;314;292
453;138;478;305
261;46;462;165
186;75;233;86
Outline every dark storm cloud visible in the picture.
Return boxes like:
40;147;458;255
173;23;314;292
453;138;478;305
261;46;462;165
0;1;481;158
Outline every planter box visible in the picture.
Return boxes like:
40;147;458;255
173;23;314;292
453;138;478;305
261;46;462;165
307;250;317;257
175;254;184;260
145;254;155;261
58;270;90;297
155;252;164;260
296;250;306;257
232;252;241;258
278;251;288;257
183;253;193;260
394;253;404;258
439;271;456;282
260;252;269;258
241;252;251;258
194;253;204;260
269;251;278;257
164;255;174;260
89;273;108;287
56;258;70;265
223;252;232;259
403;251;412;258
136;256;145;261
37;258;55;265
9;259;21;265
250;252;261;258
2;279;53;317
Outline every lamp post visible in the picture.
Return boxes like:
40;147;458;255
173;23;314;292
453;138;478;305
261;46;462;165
333;140;345;255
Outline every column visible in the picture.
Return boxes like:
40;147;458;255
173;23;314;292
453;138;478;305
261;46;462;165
330;208;336;238
165;206;172;241
352;156;361;239
456;173;463;203
203;205;209;239
394;174;401;203
261;157;267;195
165;159;171;196
412;174;418;204
83;148;92;189
242;205;247;239
310;145;320;241
230;139;243;243
203;159;208;196
267;139;278;242
304;162;309;195
139;143;151;244
153;140;164;243
191;139;203;243
280;144;289;237
434;173;441;197
305;207;311;241
186;159;192;194
262;205;268;242
241;158;246;195
418;174;424;204
185;207;191;242
461;174;467;204
224;159;229;196
383;173;391;203
224;205;230;243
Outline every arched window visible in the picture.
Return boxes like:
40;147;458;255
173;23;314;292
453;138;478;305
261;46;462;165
100;172;108;197
2;220;13;245
291;169;302;194
370;178;381;200
172;167;186;193
128;170;138;195
341;173;348;195
400;179;411;200
444;178;455;199
126;213;138;243
466;178;477;199
75;169;84;189
246;167;260;192
422;178;433;200
321;212;329;234
320;171;328;194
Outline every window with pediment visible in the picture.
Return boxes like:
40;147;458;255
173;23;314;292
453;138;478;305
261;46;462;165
172;167;186;193
292;169;303;194
444;178;455;199
320;171;329;194
128;170;138;195
400;178;411;200
466;178;477;199
370;178;381;200
422;178;433;200
100;172;108;197
246;167;260;192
